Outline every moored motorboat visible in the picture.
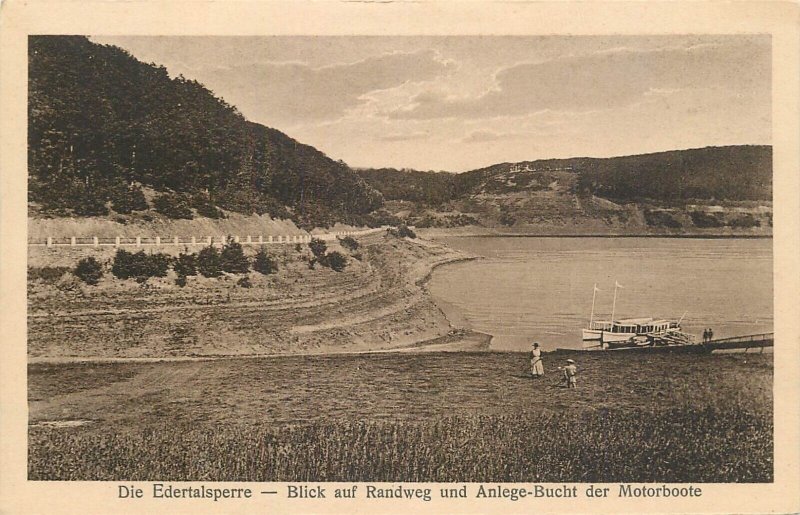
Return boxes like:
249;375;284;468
581;281;688;350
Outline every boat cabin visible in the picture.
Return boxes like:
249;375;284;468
610;318;673;334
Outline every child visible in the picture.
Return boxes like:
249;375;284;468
563;359;577;388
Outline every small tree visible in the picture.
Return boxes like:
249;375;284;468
339;236;359;251
309;238;327;259
74;257;103;285
197;246;223;278
111;249;170;282
193;193;226;219
253;247;278;275
173;251;198;277
398;225;417;238
74;196;109;217
111;186;148;214
326;251;348;272
220;240;250;274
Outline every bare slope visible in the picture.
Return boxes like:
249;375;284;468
28;233;481;359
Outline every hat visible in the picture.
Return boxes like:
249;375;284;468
566;359;575;364
532;342;540;347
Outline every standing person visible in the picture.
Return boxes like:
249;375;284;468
563;359;577;388
708;328;714;342
703;328;709;343
530;342;544;378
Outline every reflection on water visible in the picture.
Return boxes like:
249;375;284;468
428;237;773;351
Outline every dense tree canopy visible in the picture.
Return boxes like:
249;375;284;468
28;36;383;227
360;146;772;206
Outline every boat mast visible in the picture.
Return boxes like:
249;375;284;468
610;281;623;325
589;283;598;326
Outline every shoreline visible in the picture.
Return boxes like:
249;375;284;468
420;228;772;239
28;233;490;361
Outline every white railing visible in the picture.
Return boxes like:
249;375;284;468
28;226;390;248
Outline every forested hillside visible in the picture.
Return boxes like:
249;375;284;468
360;146;772;205
28;36;383;228
358;146;772;232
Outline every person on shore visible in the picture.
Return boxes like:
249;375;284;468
702;328;709;343
563;359;577;388
530;342;544;378
708;328;714;342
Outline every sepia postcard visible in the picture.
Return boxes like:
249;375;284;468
1;1;799;513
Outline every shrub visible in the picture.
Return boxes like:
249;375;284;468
644;209;682;228
398;225;416;238
220;240;250;274
193;194;226;219
498;212;516;227
253;248;278;275
728;213;760;228
111;249;171;281
197;246;223;278
689;211;724;228
153;193;193;219
175;275;187;287
237;276;253;288
309;238;327;259
28;266;70;284
74;196;109;217
325;251;348;272
173;252;198;277
73;257;103;285
339;236;359;251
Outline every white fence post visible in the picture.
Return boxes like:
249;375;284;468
234;235;240;243
246;235;252;244
258;235;263;244
174;236;179;245
93;236;99;247
268;236;273;243
191;236;197;246
136;236;141;247
115;236;120;247
206;236;212;245
46;237;53;248
70;237;76;246
155;236;161;246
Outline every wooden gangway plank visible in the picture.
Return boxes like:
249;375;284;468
704;332;774;352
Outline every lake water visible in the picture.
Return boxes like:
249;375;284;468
428;237;773;351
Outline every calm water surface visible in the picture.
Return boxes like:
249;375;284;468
428;237;773;351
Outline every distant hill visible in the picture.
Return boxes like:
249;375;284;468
360;146;772;204
358;146;772;232
28;36;383;228
466;145;772;202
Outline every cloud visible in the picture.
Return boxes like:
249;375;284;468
462;129;527;143
196;50;455;124
378;131;431;142
391;39;770;120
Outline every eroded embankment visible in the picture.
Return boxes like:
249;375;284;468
28;233;487;361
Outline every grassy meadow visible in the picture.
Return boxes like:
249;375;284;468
28;350;772;482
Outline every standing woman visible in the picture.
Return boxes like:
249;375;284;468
530;342;544;378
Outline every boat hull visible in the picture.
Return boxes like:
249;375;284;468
581;329;602;341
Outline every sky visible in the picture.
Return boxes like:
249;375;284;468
91;36;771;172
